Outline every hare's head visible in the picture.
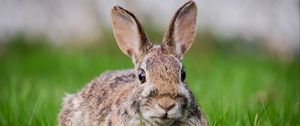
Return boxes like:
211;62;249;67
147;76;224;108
111;1;198;125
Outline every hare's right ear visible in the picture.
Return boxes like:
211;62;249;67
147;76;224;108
111;6;152;62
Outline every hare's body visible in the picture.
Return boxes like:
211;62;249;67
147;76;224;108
59;49;206;126
59;69;136;126
59;1;207;126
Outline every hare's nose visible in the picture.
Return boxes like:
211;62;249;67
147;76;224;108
157;96;176;112
159;103;176;112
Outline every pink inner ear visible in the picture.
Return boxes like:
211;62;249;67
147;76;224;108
112;11;140;57
161;1;197;56
111;6;151;60
174;11;197;54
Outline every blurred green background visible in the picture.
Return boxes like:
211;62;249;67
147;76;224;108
0;0;299;125
0;29;299;125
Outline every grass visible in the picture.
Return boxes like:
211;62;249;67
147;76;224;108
0;33;299;126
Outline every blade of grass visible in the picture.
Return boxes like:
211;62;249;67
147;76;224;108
254;114;258;126
260;100;271;124
28;95;41;126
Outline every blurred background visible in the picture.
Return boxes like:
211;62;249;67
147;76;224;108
0;0;299;125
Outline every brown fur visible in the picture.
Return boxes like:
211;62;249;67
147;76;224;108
58;1;207;126
144;48;180;96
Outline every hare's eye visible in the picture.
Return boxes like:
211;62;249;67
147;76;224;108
181;68;186;82
138;69;146;83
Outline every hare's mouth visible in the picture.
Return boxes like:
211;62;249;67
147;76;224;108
151;116;175;125
152;116;168;120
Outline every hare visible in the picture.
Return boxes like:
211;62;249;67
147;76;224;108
58;1;207;126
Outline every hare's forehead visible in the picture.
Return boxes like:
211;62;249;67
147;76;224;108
140;54;182;72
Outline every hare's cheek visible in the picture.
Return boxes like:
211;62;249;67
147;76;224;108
139;99;154;112
141;105;165;120
140;101;161;112
140;85;155;98
167;104;183;118
140;106;158;120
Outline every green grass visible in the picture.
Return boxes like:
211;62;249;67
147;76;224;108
0;33;299;126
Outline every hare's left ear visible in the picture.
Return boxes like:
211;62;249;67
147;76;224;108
162;1;197;58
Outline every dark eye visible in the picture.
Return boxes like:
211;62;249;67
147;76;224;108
138;68;146;83
181;68;186;82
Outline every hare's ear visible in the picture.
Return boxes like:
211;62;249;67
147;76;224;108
162;1;197;58
111;6;152;62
